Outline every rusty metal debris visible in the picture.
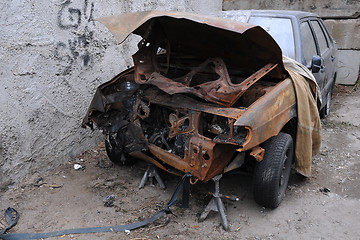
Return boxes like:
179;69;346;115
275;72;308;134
250;146;265;162
82;11;297;183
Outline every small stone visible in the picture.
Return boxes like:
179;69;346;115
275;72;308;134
74;164;83;170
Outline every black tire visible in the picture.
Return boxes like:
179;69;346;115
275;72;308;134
253;132;294;209
105;137;137;166
320;90;332;119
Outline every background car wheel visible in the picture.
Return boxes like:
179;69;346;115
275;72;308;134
320;90;332;119
253;132;294;209
105;137;137;166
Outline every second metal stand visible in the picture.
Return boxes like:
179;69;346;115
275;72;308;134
138;164;166;189
199;174;230;231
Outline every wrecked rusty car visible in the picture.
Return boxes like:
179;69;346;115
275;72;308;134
82;11;321;209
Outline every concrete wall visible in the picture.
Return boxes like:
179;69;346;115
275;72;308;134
324;19;360;85
223;0;360;85
0;0;222;189
223;0;360;18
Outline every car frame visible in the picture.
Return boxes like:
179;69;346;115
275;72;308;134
82;11;323;209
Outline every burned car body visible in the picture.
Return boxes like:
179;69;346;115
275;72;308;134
82;11;320;208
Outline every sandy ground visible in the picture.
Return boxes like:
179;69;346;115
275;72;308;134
1;85;359;240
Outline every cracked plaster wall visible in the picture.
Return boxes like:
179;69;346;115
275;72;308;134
0;0;222;189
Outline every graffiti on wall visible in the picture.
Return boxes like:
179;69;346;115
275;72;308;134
55;0;95;74
58;0;94;29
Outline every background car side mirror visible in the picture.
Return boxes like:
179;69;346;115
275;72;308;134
311;55;322;73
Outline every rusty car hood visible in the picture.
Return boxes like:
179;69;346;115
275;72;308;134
98;10;286;77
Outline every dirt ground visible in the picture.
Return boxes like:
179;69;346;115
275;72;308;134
1;85;360;240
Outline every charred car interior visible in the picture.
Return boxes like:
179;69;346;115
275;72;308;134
82;11;321;225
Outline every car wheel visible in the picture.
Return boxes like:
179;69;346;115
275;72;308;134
320;90;332;119
253;132;294;209
105;136;137;166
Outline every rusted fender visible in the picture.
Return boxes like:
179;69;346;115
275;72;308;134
235;78;297;150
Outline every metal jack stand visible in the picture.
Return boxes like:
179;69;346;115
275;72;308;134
138;164;166;189
199;174;230;231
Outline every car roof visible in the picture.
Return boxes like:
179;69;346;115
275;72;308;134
216;10;320;21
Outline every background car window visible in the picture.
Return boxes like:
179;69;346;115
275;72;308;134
320;20;334;45
311;20;329;55
248;17;295;60
300;21;317;66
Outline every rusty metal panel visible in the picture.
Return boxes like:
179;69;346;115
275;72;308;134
98;11;264;44
234;78;297;151
97;11;286;79
143;88;246;120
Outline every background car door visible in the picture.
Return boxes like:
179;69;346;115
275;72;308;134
310;19;336;96
300;19;325;91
